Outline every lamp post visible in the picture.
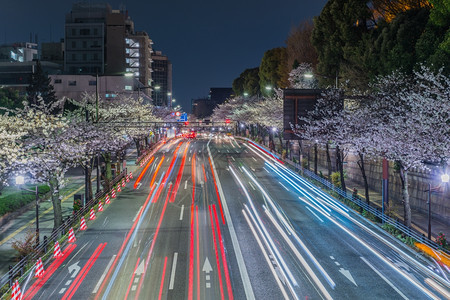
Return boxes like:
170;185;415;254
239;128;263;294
425;173;449;240
16;176;40;246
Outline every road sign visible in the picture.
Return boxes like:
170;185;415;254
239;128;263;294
178;113;187;122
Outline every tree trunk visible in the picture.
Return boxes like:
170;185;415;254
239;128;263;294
87;165;93;201
134;138;141;158
398;164;411;227
49;176;62;231
326;143;332;177
103;152;112;191
336;145;346;194
314;143;318;175
357;152;370;204
278;133;284;153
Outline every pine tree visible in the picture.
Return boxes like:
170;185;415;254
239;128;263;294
26;60;57;111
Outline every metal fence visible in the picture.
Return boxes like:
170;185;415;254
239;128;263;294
0;170;127;298
286;160;449;255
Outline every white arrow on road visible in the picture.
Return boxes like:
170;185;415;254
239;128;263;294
68;262;81;278
339;268;357;286
202;257;213;274
135;259;145;275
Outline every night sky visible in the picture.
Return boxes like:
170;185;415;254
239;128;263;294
2;0;328;111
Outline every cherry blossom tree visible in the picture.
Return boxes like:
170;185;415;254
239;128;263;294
288;62;318;89
8;98;88;230
368;66;450;227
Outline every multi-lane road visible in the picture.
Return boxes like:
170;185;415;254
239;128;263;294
24;136;450;299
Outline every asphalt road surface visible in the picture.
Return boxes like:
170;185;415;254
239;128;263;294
24;135;450;299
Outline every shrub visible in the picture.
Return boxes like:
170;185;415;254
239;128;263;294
11;229;40;260
331;172;341;188
436;232;447;248
301;159;308;169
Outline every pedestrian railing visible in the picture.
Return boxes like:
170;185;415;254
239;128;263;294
0;170;127;299
286;160;449;255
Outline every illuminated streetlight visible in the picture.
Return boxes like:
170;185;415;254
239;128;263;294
304;73;314;79
243;92;249;97
265;86;272;91
441;173;449;183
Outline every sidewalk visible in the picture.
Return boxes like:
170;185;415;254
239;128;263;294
0;146;140;278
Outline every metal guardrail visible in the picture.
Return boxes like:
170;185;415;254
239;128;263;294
287;161;449;255
0;170;127;298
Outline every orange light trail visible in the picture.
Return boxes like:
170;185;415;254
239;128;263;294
170;142;190;203
134;156;155;189
150;156;165;188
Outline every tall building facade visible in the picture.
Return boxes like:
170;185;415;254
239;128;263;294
151;50;172;107
64;3;153;94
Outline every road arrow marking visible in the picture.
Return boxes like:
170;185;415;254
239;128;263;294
68;262;81;278
184;180;188;189
203;257;213;289
339;268;357;286
135;259;145;275
203;257;213;273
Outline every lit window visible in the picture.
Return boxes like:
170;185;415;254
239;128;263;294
125;85;132;90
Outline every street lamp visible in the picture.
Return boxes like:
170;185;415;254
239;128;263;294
16;176;40;246
425;173;449;240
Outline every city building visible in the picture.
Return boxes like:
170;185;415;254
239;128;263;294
64;3;153;97
191;98;215;119
0;42;38;62
151;50;172;107
41;41;65;66
0;61;62;94
49;74;142;102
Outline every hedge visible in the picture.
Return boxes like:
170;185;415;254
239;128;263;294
0;186;50;216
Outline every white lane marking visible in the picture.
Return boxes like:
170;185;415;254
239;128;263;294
179;205;184;221
59;288;67;294
231;156;235;161
92;255;116;294
252;157;257;162
133;206;143;222
264;209;334;296
306;207;324;222
361;257;408;299
243;209;289;300
189;157;191;162
169;252;178;290
263;167;270;173
207;141;255;300
244;150;248;153
279;182;289;191
166;157;170;162
248;182;256;191
227;150;230;153
184;180;188;189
